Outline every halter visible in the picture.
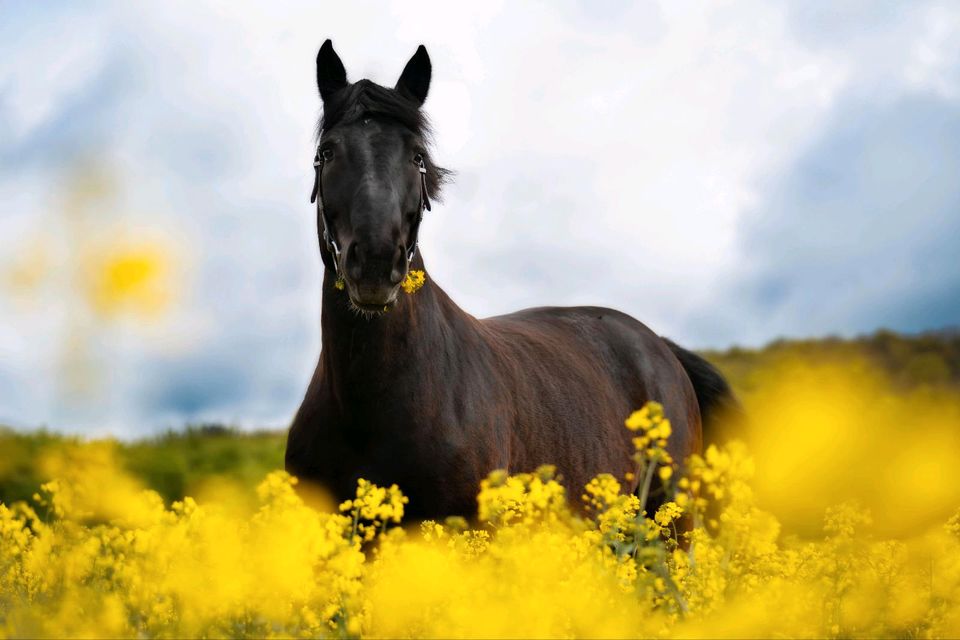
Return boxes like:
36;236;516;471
311;147;431;275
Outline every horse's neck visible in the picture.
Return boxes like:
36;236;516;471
319;256;469;405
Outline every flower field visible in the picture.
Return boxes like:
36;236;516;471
2;357;960;638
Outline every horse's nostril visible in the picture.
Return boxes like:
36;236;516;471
391;245;406;283
345;243;362;280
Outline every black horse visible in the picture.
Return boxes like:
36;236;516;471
286;40;736;518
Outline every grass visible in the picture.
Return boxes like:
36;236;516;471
0;425;285;508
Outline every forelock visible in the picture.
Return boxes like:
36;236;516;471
318;80;429;138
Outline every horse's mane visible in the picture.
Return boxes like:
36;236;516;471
317;79;452;199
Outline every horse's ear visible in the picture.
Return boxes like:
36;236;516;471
395;45;431;106
316;39;347;102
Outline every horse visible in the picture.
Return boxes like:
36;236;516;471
285;40;737;519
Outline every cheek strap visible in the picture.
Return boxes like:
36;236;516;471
311;150;341;274
311;148;433;271
406;155;431;264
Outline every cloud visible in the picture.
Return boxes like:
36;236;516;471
696;92;960;345
0;1;958;433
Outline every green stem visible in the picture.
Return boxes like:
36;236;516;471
350;508;360;543
637;456;659;514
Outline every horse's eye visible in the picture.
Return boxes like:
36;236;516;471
413;153;424;165
321;148;334;161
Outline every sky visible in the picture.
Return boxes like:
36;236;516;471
1;1;959;435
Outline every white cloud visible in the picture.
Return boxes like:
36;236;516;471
1;1;958;433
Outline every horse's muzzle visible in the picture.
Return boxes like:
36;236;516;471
341;241;405;309
347;280;399;310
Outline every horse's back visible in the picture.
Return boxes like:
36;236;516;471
483;305;688;395
484;305;663;354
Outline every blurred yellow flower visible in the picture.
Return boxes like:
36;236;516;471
84;242;173;318
1;389;959;638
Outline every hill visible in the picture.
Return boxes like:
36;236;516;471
2;328;957;508
704;327;960;396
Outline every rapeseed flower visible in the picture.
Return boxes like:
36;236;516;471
1;399;959;638
401;269;426;294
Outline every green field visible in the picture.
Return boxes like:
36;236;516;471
0;426;286;509
2;328;957;508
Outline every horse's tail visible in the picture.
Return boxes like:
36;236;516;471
664;339;742;445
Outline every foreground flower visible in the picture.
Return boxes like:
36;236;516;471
1;415;959;638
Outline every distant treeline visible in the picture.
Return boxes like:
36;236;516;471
704;328;960;396
1;328;957;508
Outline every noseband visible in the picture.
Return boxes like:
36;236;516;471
311;148;432;275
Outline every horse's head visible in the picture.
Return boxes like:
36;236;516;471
313;40;448;311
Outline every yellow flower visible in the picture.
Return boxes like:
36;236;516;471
583;474;622;512
401;269;426;294
3;401;960;640
947;509;960;539
654;501;683;527
625;408;652;431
